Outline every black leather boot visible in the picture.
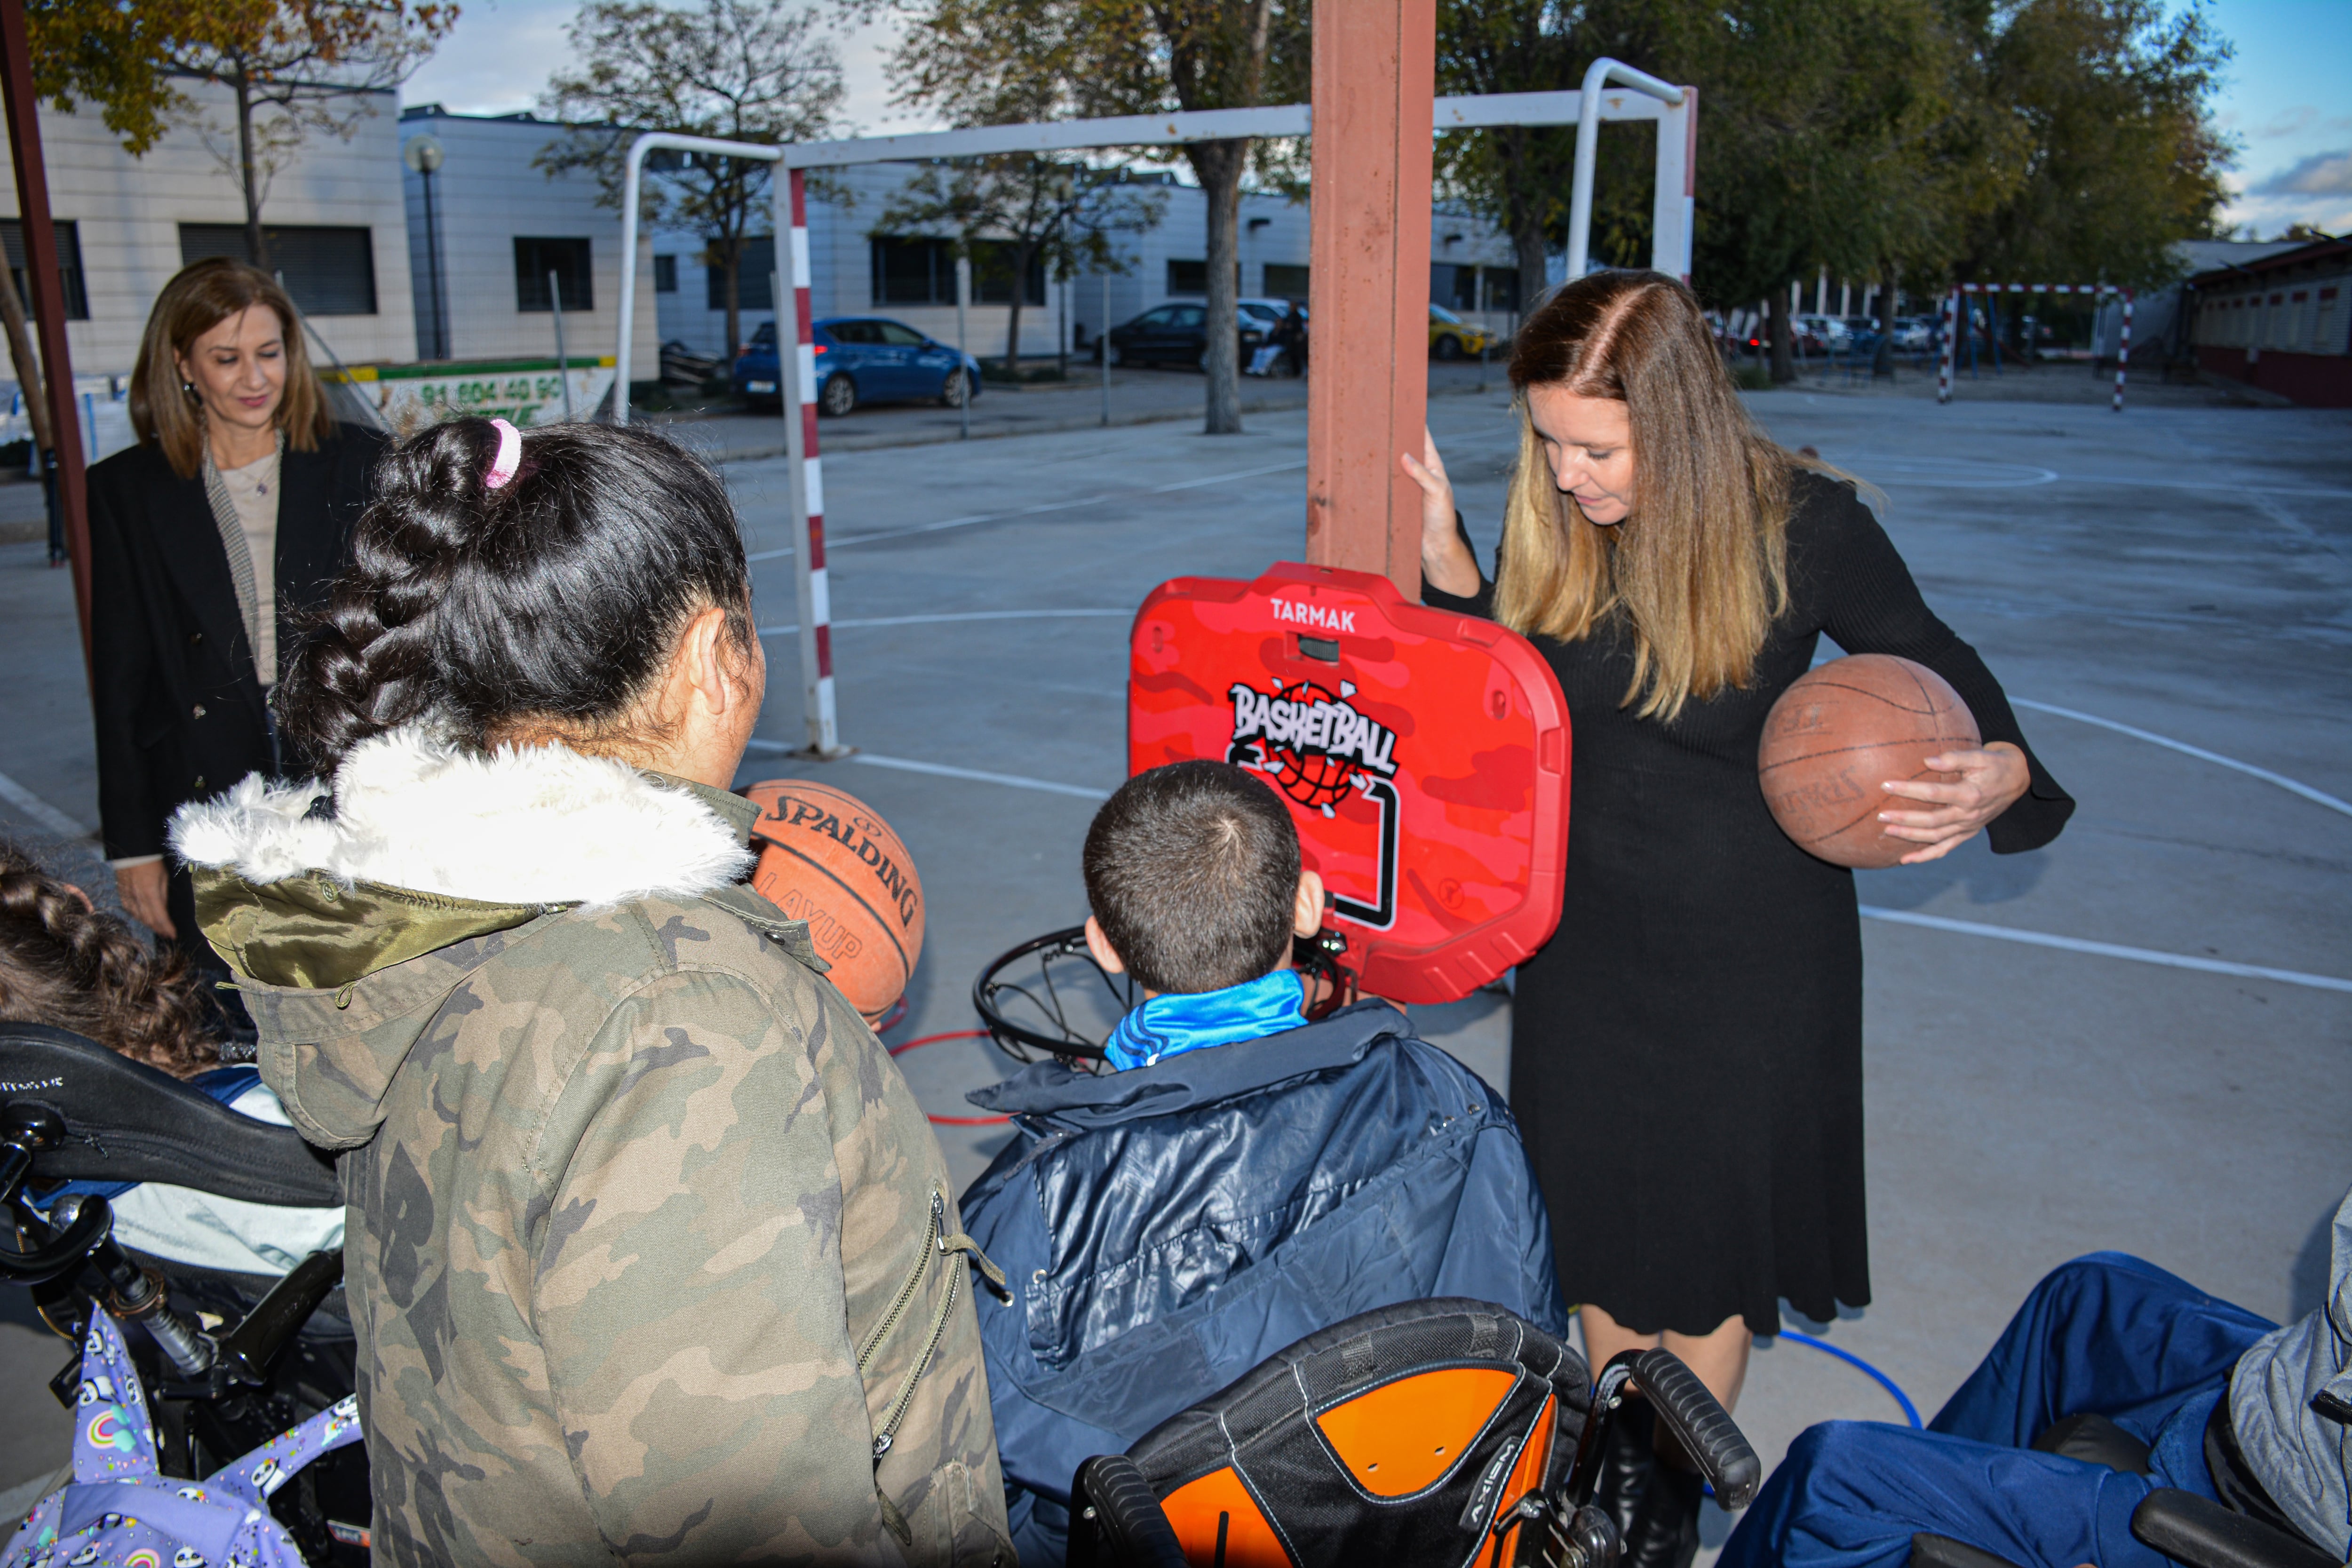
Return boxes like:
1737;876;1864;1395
1620;1454;1702;1568
1590;1394;1656;1546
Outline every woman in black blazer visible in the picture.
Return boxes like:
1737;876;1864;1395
88;259;384;1001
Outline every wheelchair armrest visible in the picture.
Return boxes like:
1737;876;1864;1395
1069;1454;1187;1568
1910;1533;2028;1568
2130;1488;2341;1568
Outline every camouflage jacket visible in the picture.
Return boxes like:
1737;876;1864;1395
172;725;1011;1566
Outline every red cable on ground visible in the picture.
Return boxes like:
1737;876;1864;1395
884;1029;1011;1126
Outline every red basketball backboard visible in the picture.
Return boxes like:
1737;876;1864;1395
1128;562;1571;1004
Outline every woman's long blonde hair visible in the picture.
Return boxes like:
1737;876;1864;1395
128;257;332;479
1498;270;1792;722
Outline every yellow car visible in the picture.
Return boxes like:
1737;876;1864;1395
1430;303;1492;359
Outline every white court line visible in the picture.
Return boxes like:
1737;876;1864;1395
757;608;1130;638
732;743;2349;993
1806;654;2349;823
0;769;87;837
2010;698;2352;819
741;738;1111;800
1857;906;2352;994
744;460;1307;562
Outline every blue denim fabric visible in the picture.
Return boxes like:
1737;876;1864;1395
1719;1254;2277;1568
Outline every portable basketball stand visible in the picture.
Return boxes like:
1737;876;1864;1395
612;12;1695;1004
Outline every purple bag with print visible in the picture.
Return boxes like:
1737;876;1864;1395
1;1308;362;1568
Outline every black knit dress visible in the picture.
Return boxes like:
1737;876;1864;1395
1422;470;2073;1336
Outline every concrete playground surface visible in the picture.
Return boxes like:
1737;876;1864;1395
0;379;2346;1555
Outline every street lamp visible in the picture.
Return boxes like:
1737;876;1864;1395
402;133;447;360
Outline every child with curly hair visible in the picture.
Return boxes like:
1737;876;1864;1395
0;841;343;1275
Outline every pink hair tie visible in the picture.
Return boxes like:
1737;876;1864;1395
484;418;522;491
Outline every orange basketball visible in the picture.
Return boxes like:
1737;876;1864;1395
1757;655;1980;869
742;780;924;1022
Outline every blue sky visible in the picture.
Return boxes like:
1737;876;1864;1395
2201;0;2352;236
401;0;2351;239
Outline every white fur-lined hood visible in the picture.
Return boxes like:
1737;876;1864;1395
170;723;755;907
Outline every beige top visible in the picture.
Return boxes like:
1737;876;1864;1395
216;448;281;683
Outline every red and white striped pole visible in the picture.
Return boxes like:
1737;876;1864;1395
780;167;844;755
2113;290;2133;413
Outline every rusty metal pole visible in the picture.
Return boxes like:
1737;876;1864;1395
0;0;91;666
1303;0;1436;601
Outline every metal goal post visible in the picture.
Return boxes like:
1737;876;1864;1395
611;63;1695;756
1938;283;2136;412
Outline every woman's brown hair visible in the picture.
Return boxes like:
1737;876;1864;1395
1499;270;1793;722
128;257;333;480
0;844;220;1079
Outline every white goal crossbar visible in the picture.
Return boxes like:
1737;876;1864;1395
610;67;1695;755
1938;283;2136;413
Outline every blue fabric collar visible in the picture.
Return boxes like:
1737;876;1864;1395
1104;970;1308;1071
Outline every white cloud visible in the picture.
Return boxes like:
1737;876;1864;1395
401;0;931;133
2257;105;2317;138
2252;148;2352;196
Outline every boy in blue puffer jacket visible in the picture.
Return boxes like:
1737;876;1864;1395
959;760;1569;1565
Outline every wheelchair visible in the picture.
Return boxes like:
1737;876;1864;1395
1064;1296;1764;1568
1908;1413;2344;1568
0;1021;368;1561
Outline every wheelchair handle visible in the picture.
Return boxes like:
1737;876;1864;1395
0;1193;113;1283
1068;1454;1187;1568
1565;1349;1762;1513
1629;1347;1762;1508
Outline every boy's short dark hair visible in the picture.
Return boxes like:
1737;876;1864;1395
1083;761;1301;995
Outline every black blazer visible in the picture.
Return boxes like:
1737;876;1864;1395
87;422;386;861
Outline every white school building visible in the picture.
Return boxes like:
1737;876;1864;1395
5;89;1520;457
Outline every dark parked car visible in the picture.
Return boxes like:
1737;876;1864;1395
734;316;983;415
1103;302;1268;367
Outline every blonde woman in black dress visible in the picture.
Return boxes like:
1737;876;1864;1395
1406;271;2073;1568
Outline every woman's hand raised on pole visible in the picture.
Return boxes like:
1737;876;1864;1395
1402;429;1479;598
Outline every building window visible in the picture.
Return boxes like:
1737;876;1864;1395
513;237;593;312
705;236;775;311
870;237;1044;306
873;237;950;304
653;254;678;294
179;224;377;316
1481;267;1521;312
1168;258;1207;295
1431;263;1478;312
972;242;1045;306
1263;262;1309;301
0;220;90;320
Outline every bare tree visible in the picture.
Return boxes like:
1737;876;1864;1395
874;158;1165;378
542;0;844;363
162;0;456;270
884;0;1306;435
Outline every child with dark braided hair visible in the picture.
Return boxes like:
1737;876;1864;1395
169;417;1009;1564
0;841;344;1274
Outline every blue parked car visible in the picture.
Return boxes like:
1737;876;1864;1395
733;316;983;416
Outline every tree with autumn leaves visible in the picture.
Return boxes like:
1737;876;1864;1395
1432;0;2233;381
27;0;454;270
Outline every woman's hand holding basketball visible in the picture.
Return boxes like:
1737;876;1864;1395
1402;430;1479;598
1876;741;2031;864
